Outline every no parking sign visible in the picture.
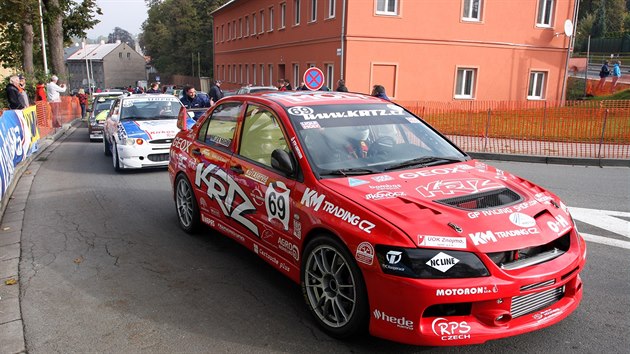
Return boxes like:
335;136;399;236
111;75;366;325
303;67;324;91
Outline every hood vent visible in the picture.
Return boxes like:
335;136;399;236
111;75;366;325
436;188;522;210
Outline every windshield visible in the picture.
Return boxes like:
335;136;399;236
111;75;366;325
288;103;468;177
120;97;182;120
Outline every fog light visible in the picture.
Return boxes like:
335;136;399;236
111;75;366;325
497;298;503;304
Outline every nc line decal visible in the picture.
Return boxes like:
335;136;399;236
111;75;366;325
195;162;259;236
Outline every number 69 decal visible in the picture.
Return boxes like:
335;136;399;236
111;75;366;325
265;181;290;230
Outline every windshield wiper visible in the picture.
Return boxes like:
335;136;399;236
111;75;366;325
384;156;464;171
318;168;380;176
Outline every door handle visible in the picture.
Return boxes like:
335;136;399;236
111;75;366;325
230;164;244;174
191;148;201;156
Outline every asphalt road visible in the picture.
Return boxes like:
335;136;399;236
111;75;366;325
18;124;630;353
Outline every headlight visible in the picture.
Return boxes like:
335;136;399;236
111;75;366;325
375;246;490;279
121;138;144;146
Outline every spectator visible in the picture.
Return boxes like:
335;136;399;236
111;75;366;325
277;79;286;91
371;84;390;101
335;79;348;92
77;88;88;120
180;85;211;109
297;81;308;90
35;81;47;102
611;60;622;92
46;75;67;127
209;79;224;103
18;74;29;107
146;82;160;93
596;60;610;92
282;79;292;91
5;75;25;109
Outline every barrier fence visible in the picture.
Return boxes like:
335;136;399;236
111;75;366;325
397;100;630;159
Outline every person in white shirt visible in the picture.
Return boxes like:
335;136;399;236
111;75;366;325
46;75;66;127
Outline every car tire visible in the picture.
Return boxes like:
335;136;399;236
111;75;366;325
112;141;121;171
104;135;112;156
175;174;201;233
301;234;369;339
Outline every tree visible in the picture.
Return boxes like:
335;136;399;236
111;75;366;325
108;27;136;48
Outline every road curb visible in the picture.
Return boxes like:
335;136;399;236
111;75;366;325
469;152;630;167
0;120;80;354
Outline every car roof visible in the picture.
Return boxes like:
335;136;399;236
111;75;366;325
120;93;180;100
235;91;387;108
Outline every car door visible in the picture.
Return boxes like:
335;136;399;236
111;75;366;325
188;101;262;241
229;103;302;267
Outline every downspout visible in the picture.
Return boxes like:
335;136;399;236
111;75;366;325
561;0;580;104
340;0;347;79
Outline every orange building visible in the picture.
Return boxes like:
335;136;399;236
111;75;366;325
212;0;576;101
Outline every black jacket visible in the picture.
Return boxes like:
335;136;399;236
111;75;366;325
209;85;223;102
6;84;25;109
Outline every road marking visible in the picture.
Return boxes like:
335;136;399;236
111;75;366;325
569;207;630;250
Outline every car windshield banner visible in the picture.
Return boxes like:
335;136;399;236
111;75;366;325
286;104;413;130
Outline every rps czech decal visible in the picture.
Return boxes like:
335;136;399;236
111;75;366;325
431;318;471;341
265;181;290;230
195;163;259;236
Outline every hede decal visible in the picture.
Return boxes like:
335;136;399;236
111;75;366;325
355;242;374;265
278;237;300;261
245;169;269;184
426;252;459;273
195;163;259;236
300;188;375;234
436;285;498;296
201;214;215;227
468;227;540;246
417;235;467;249
417;178;503;198
172;136;192;152
290;137;303;159
373;309;414;331
547;215;570;235
431;318;471;341
265;181;290;230
365;190;406;200
399;164;474;180
509;212;537;228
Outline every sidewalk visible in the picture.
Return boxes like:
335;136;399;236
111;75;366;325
0;121;627;354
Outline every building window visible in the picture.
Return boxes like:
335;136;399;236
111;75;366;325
455;68;476;99
260;10;265;33
239;18;242;38
260;64;265;85
253;14;257;35
215;26;219;42
245;16;249;36
293;63;300;88
294;0;301;25
269;7;274;31
536;0;554;27
280;3;286;28
528;71;546;99
326;64;334;89
233;66;237;83
269;64;274;86
376;0;398;16
246;64;250;85
127;53;131;59
310;0;317;22
221;24;225;41
119;52;122;58
327;0;335;18
239;64;243;84
227;22;231;40
462;0;481;21
253;64;257;85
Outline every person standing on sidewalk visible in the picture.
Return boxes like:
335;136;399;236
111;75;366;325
596;60;610;92
46;75;67;127
611;60;622;92
18;74;29;108
5;75;25;109
77;88;88;120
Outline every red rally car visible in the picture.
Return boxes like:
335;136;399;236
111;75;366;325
168;91;586;346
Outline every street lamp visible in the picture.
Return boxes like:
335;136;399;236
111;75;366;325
38;0;48;74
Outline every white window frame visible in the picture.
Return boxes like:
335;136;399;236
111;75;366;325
260;10;265;33
253;64;257;85
280;2;287;29
462;0;482;22
239;18;243;38
536;0;554;27
326;64;334;89
294;0;301;25
528;71;547;99
454;68;476;99
246;64;250;84
310;0;317;22
260;64;265;85
245;16;250;36
293;63;300;88
269;6;274;31
233;65;237;83
327;0;336;18
233;20;237;39
375;0;398;16
253;14;257;34
269;64;274;86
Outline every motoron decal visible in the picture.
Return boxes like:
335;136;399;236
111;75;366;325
399;164;474;179
417;235;467;249
468;227;541;246
435;285;498;296
431;318;471;341
416;178;504;198
300;188;375;233
355;242;374;265
195;162;259;236
373;309;414;331
265;181;290;230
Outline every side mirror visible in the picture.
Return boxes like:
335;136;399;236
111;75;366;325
271;149;295;176
110;114;120;123
177;106;189;131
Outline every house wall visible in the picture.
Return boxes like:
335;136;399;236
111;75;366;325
213;0;576;101
102;43;146;89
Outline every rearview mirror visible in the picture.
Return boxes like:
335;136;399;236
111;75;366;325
271;149;295;176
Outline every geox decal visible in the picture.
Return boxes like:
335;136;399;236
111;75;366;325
195;163;259;236
265;181;290;230
399;164;474;179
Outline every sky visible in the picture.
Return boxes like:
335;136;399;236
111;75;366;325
85;0;149;39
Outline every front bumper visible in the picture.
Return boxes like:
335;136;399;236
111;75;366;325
364;232;586;346
116;141;171;169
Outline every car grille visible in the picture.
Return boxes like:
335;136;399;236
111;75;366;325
148;153;170;162
511;285;565;318
150;139;173;144
435;188;522;210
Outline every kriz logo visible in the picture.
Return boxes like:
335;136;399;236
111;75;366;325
386;250;403;264
195;163;258;236
431;317;471;341
417;178;503;198
373;309;414;331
